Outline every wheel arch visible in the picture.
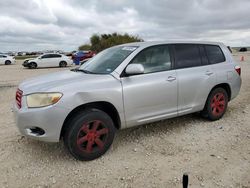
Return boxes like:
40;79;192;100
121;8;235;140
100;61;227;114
209;83;232;101
60;101;121;139
5;60;11;64
29;61;38;66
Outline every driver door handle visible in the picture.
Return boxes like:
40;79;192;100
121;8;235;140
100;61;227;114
205;71;214;76
166;76;176;82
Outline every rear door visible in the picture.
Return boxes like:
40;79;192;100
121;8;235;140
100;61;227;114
173;44;216;115
121;45;178;127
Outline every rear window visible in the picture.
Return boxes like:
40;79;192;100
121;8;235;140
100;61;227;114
205;45;225;64
174;44;201;69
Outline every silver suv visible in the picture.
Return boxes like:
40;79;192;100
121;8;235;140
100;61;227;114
13;41;241;160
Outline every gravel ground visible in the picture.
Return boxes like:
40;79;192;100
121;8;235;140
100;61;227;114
0;54;249;188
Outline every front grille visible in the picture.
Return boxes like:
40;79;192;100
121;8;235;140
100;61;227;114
16;89;23;109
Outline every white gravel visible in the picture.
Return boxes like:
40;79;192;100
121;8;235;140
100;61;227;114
0;53;249;188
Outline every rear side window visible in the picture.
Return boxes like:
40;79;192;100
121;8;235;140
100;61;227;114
174;44;201;69
205;45;225;64
199;45;209;65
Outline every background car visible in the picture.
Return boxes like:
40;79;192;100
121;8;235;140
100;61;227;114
72;51;95;65
0;54;15;65
80;58;91;65
22;53;72;69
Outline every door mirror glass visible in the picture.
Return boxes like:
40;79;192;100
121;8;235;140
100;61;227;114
125;64;144;75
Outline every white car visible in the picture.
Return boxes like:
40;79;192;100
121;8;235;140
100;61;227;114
0;54;15;65
22;53;72;69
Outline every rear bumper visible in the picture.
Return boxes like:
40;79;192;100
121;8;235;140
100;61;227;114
13;102;69;142
230;75;242;100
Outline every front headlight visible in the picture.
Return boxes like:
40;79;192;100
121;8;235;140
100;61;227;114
26;93;63;108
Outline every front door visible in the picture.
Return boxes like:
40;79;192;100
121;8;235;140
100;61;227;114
39;54;52;67
121;45;178;128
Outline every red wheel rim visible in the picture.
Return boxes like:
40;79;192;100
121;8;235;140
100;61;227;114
211;92;225;116
77;120;109;153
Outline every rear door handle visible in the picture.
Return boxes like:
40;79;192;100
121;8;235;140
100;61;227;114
166;76;176;82
205;71;213;76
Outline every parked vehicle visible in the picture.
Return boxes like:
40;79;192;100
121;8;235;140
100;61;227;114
22;53;72;68
14;41;241;160
72;51;95;65
0;54;15;65
80;58;91;65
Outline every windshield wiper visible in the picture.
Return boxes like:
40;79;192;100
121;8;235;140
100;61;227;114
71;68;94;74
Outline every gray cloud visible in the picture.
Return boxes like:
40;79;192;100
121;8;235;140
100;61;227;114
0;0;249;52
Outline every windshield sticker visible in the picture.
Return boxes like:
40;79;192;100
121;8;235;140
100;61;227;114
122;46;137;51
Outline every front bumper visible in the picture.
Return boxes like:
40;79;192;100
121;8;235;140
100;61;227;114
13;102;70;142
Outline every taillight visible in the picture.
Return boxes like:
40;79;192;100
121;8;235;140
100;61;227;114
235;65;241;76
16;89;23;109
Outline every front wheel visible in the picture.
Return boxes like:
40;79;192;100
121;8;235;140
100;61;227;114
63;109;116;161
202;88;228;121
29;62;37;69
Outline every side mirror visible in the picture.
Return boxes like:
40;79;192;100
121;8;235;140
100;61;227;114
125;64;144;76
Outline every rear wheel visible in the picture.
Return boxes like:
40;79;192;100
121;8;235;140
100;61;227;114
59;61;67;67
63;109;116;161
29;62;37;69
202;88;228;121
5;60;11;65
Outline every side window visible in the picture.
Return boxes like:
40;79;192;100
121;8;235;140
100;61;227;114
205;45;225;64
41;54;50;59
174;44;201;69
50;54;61;58
199;45;209;65
130;45;172;74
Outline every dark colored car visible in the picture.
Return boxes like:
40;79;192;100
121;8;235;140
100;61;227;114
72;51;95;65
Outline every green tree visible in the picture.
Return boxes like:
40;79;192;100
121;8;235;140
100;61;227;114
78;44;91;51
79;33;143;52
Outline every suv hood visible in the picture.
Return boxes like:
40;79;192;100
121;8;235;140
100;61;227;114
19;70;114;95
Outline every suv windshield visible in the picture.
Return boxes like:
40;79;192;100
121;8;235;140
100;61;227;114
79;46;138;74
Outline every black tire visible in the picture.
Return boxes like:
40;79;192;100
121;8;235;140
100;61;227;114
201;88;228;121
29;62;37;69
63;109;116;161
59;61;67;67
5;60;11;65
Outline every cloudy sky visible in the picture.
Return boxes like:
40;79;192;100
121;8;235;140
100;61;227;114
0;0;249;52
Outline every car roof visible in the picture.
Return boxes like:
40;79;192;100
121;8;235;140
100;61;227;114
119;41;225;48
